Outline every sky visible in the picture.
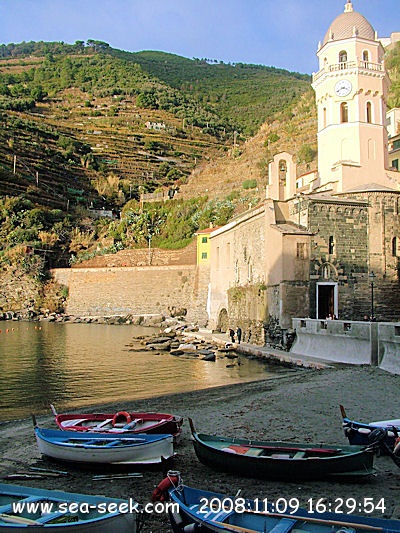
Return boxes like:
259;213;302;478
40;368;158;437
0;0;398;74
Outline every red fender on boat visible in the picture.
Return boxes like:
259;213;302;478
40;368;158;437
151;473;180;503
112;411;132;426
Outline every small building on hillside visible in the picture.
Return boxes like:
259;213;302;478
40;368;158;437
195;227;217;265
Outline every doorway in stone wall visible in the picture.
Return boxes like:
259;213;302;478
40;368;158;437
217;308;229;332
316;282;338;319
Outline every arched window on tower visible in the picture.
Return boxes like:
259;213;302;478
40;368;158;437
278;160;287;201
323;107;327;128
339;50;347;69
366;102;372;123
340;102;349;123
362;50;369;68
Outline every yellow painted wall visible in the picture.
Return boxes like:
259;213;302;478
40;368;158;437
196;233;211;265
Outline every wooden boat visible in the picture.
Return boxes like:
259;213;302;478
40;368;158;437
0;482;137;531
155;474;400;533
50;404;183;440
340;404;400;450
188;418;378;480
34;419;174;465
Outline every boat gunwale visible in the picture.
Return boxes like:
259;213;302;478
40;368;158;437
168;484;400;533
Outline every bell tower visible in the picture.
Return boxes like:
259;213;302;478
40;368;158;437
311;1;390;192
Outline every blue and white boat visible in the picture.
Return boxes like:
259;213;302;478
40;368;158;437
34;421;174;465
0;483;138;531
157;474;400;533
340;405;400;450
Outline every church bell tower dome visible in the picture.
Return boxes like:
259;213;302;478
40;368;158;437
323;1;375;45
311;0;390;193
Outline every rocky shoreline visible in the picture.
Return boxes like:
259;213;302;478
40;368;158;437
0;310;198;329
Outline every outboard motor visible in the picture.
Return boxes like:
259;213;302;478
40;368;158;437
368;427;400;468
368;427;388;447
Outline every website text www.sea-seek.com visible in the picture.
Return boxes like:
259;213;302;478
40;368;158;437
12;499;179;516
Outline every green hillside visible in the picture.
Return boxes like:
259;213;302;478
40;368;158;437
0;41;310;136
112;49;310;136
0;42;311;203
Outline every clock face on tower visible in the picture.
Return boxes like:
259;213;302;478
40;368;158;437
334;79;352;97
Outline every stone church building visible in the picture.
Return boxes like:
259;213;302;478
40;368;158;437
207;1;400;340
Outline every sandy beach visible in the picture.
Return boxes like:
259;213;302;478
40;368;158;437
1;364;400;532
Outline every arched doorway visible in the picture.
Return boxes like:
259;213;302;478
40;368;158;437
217;308;229;332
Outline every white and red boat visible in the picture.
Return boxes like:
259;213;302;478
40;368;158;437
50;404;183;440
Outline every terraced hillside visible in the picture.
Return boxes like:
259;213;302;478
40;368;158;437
0;43;311;211
0;70;223;209
0;112;98;209
178;89;318;202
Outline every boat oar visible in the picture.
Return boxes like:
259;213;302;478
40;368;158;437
3;471;64;479
30;466;69;476
236;444;342;455
0;513;41;526
213;521;258;533
92;473;143;480
2;473;47;480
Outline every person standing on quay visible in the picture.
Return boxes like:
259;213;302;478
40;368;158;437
236;326;242;344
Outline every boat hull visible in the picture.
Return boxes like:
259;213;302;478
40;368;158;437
168;483;400;533
188;418;375;480
192;435;375;480
0;483;137;532
340;405;398;451
35;427;174;465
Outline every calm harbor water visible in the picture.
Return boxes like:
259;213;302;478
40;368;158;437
0;321;280;422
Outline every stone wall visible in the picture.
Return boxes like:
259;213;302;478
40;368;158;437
225;284;268;344
208;204;267;330
280;282;309;328
52;264;210;326
348;191;400;321
0;264;41;313
72;241;197;268
308;197;369;319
